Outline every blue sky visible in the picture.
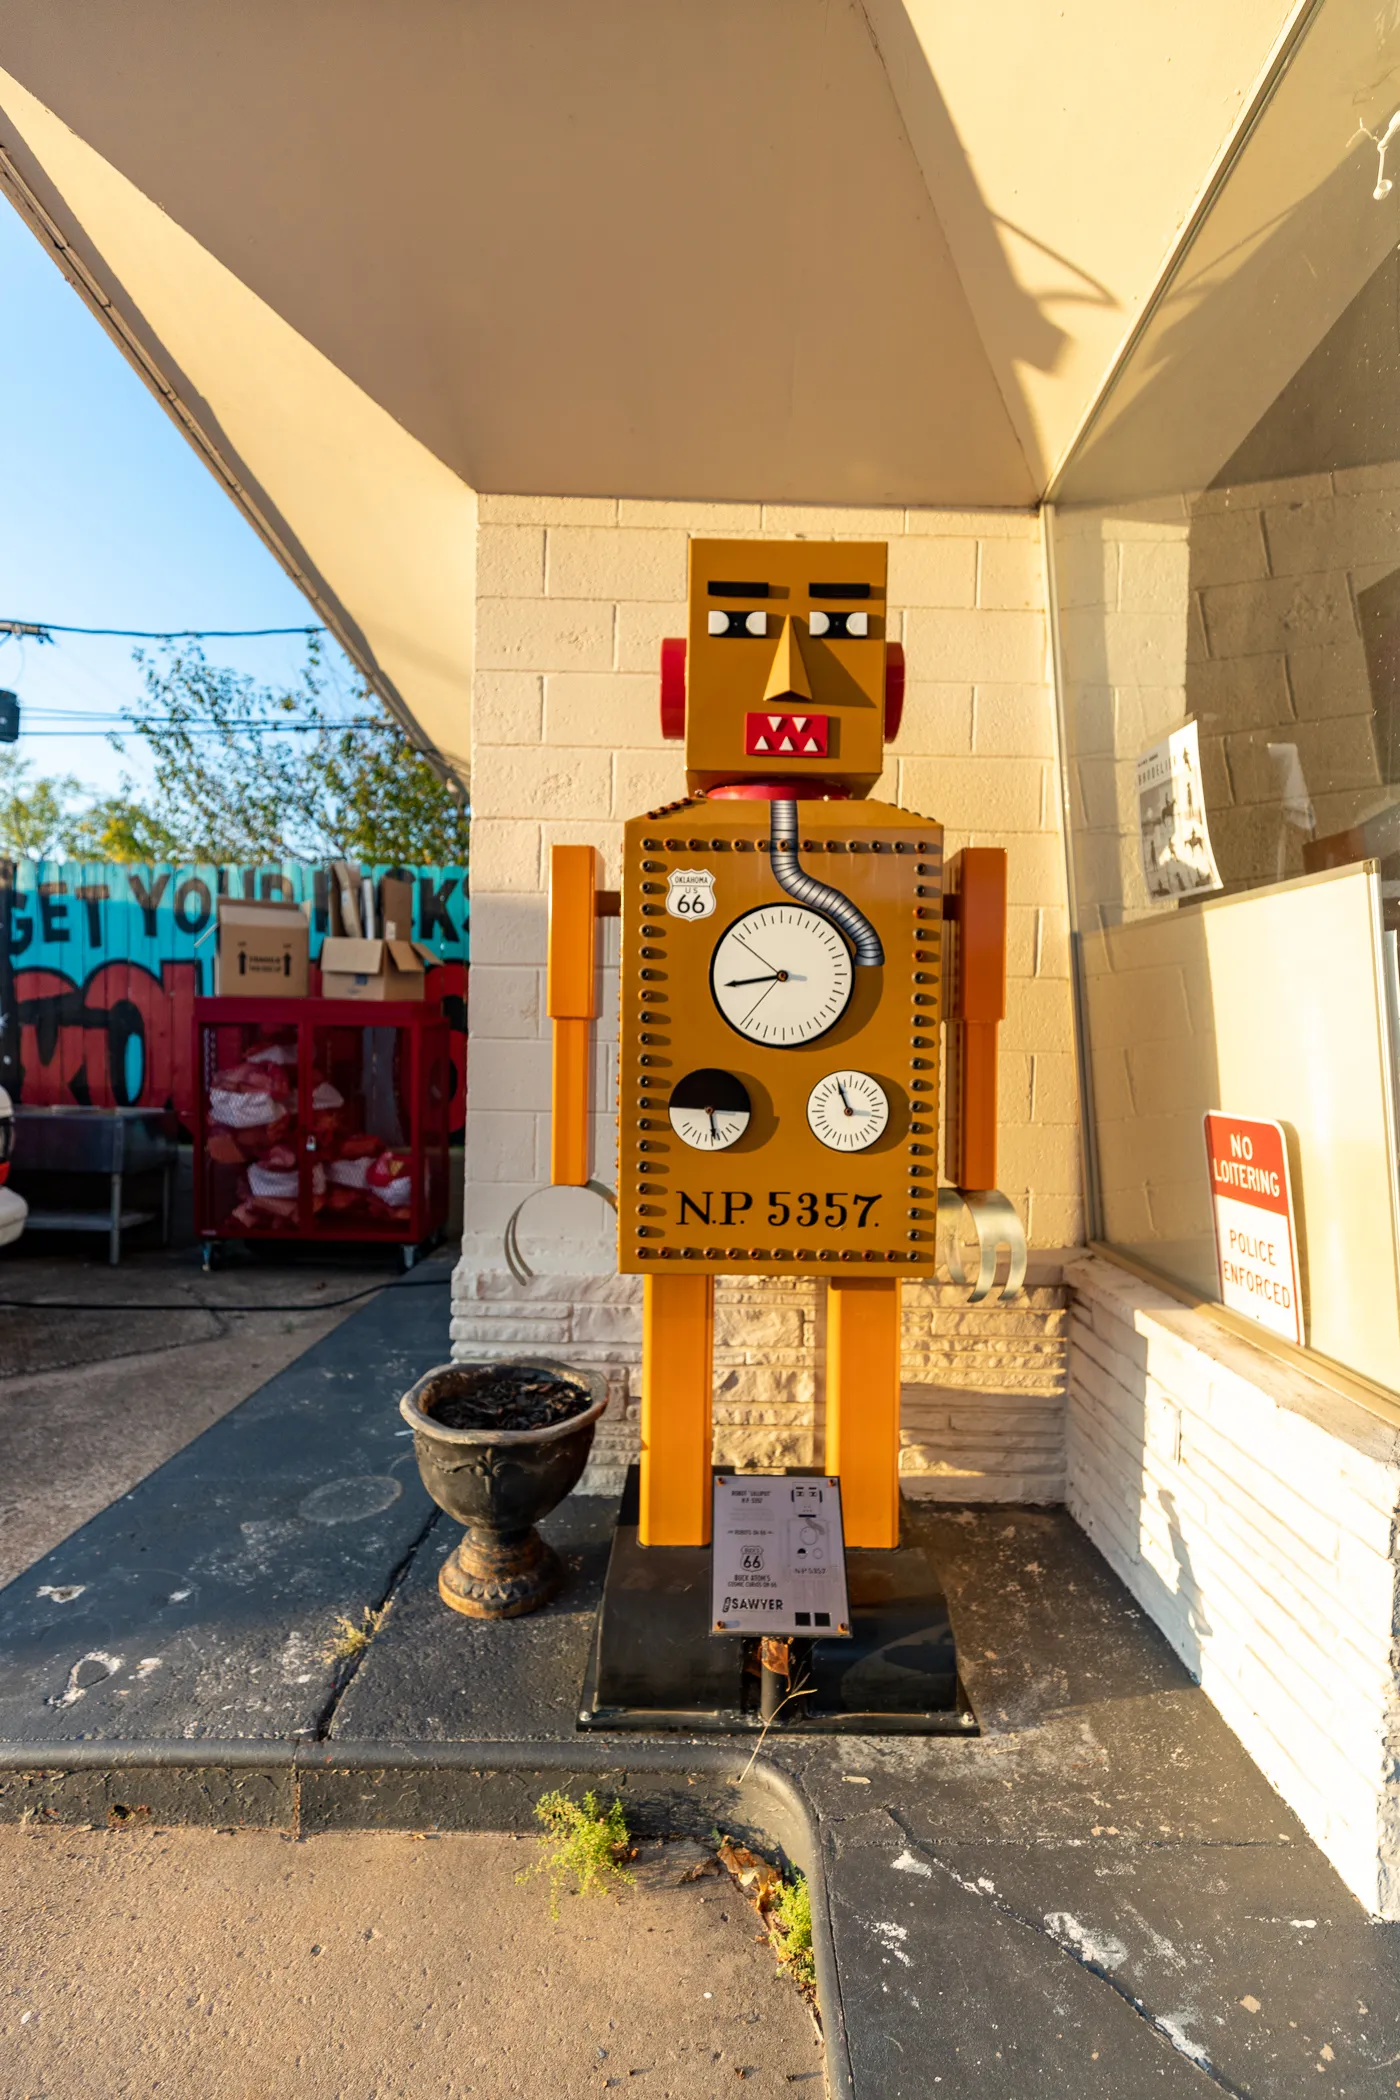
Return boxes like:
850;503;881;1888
0;195;352;801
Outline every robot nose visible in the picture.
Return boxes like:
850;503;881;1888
763;616;812;705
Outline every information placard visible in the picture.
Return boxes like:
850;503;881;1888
1204;1111;1303;1344
711;1474;851;1637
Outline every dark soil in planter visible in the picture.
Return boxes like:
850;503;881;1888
426;1364;594;1433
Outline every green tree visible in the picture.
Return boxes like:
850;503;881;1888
61;794;186;864
112;639;469;863
0;749;87;860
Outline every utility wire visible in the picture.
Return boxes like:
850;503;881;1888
22;722;388;738
0;620;326;642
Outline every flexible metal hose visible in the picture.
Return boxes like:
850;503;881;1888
768;799;884;967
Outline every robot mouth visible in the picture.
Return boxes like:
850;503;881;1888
744;711;829;757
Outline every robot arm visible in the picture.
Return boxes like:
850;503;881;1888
942;847;1027;1302
945;846;1005;1190
547;843;599;1186
503;844;616;1284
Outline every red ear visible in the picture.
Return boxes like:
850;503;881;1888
660;637;687;740
884;641;905;744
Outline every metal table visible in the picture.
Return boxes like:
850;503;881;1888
11;1106;178;1265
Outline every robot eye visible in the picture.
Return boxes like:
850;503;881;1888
708;609;767;637
807;609;869;639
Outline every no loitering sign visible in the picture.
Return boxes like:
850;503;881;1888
1203;1112;1303;1345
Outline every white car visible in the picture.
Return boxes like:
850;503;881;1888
0;1086;27;1246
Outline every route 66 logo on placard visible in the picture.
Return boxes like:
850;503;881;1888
666;868;716;920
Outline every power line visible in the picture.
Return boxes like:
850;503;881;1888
0;619;326;642
22;715;384;735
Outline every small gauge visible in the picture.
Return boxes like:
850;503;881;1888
668;1068;752;1151
807;1070;890;1152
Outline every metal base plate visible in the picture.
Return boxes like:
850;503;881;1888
579;1468;977;1736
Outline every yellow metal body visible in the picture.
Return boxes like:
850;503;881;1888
827;1275;903;1547
618;798;942;1275
548;844;598;1187
640;1272;714;1545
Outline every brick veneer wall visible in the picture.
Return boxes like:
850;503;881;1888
456;496;1081;1493
452;1261;1069;1500
1067;1252;1400;1919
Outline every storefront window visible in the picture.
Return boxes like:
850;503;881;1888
1050;0;1400;1391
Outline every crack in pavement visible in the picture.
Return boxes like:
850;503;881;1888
881;1807;1253;2098
307;1506;442;1742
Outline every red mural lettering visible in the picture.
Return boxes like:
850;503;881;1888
15;959;204;1116
14;957;462;1135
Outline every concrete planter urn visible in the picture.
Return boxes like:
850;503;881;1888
399;1357;607;1619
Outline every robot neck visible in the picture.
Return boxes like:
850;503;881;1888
700;779;851;801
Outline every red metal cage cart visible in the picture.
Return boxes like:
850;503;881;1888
193;996;451;1266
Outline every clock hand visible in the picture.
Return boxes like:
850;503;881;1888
706;1107;718;1140
732;933;778;972
740;979;781;1027
835;1079;855;1117
724;971;789;987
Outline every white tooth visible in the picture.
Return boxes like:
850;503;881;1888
708;610;727;636
745;610;767;636
754;736;771;752
769;715;783;729
809;610;830;637
847;611;869;637
794;717;808;730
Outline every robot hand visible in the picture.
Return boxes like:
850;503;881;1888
937;1187;1027;1304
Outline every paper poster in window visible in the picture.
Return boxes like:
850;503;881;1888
1136;721;1222;901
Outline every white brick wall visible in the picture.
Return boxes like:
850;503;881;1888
460;494;1082;1492
452;1258;1069;1499
1066;1252;1400;1918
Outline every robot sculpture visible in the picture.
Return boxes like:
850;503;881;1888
542;538;1025;1726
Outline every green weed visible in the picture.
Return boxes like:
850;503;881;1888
518;1789;635;1920
771;1871;816;1994
318;1605;384;1664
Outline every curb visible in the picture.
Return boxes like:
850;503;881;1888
0;1738;852;2100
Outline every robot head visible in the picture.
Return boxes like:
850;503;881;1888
662;539;902;797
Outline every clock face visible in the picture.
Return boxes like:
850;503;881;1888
807;1070;891;1151
668;1068;752;1152
710;906;854;1046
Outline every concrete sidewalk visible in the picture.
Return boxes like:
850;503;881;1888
0;1824;821;2099
3;1272;1399;2096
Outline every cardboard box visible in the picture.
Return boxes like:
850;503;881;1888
331;860;363;938
320;935;437;1002
216;899;309;997
380;874;414;942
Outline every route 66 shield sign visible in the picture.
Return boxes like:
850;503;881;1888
666;868;716;920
